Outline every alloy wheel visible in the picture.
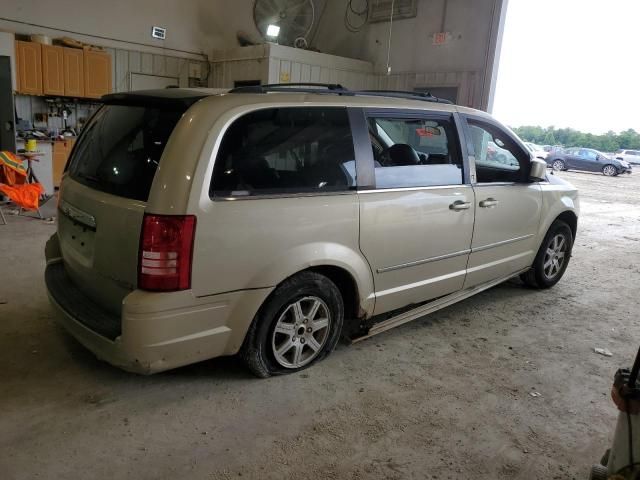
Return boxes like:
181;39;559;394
603;165;616;176
552;160;564;171
543;233;567;280
271;296;331;368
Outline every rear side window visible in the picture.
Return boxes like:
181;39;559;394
211;107;355;197
366;115;463;188
67;104;185;201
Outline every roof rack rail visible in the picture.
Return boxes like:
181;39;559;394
228;83;453;104
357;89;453;104
229;83;352;95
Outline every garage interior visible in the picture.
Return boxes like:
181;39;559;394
1;1;638;479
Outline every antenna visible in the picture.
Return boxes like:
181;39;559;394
386;0;395;75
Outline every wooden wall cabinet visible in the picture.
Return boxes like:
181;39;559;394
63;47;84;97
42;45;65;96
84;50;112;98
15;40;43;95
52;139;75;187
15;40;111;99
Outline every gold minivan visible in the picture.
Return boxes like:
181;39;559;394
45;85;579;376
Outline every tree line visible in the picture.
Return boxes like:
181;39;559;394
511;126;640;152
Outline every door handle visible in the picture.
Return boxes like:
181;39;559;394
479;198;499;208
449;200;471;211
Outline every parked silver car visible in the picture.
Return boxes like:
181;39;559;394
45;85;579;376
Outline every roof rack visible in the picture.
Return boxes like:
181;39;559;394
228;83;453;104
357;89;453;104
229;83;352;95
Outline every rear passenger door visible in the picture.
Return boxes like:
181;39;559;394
197;107;364;297
460;116;543;288
355;109;475;315
563;148;581;169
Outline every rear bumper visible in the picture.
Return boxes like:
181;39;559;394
45;261;272;374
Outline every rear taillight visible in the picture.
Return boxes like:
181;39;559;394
138;214;196;291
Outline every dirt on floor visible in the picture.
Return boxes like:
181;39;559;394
1;170;639;480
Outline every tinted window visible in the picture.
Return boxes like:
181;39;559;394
366;115;463;188
468;120;529;183
68;104;185;201
579;149;598;160
211;107;355;197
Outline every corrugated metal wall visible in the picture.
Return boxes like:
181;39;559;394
210;44;378;90
377;71;479;107
209;45;480;107
104;48;210;92
267;58;378;90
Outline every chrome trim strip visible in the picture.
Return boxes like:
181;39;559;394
375;269;467;298
377;249;471;273
471;233;534;253
474;182;516;186
358;184;472;194
213;190;356;201
58;200;96;229
375;234;534;273
466;251;533;273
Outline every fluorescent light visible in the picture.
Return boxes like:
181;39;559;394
266;24;280;37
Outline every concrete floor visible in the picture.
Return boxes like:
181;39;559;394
1;171;639;479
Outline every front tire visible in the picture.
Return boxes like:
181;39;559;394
241;271;344;378
602;164;617;176
552;159;565;171
521;220;573;289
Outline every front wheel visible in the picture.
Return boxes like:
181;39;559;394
552;159;565;171
241;271;344;377
521;220;573;289
602;164;617;176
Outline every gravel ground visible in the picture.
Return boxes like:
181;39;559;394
1;170;639;479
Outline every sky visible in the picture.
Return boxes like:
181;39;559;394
492;0;640;134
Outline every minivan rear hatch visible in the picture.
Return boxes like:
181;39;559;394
58;90;207;318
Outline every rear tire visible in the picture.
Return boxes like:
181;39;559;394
521;220;573;289
241;271;344;378
552;159;565;171
589;464;608;480
602;164;617;176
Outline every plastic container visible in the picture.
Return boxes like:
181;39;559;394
30;34;52;45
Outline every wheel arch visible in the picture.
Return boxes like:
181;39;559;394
243;241;375;315
244;264;369;349
306;265;363;329
535;183;579;256
555;210;578;240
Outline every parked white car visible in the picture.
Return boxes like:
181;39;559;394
615;149;640;165
525;142;548;160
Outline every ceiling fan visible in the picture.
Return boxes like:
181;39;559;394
253;0;316;48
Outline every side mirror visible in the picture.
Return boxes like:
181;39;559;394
529;158;547;182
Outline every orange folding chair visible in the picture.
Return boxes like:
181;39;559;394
0;151;45;223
